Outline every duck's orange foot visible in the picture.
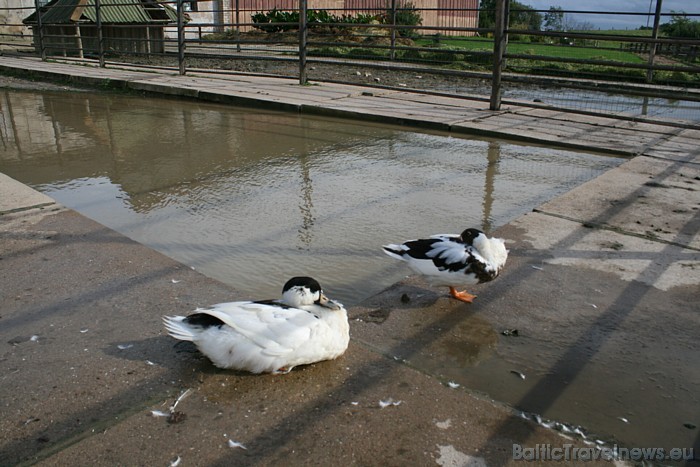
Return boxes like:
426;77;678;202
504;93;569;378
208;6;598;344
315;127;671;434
449;287;477;303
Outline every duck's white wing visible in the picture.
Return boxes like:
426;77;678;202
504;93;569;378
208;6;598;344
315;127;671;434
427;238;486;269
484;237;509;270
196;302;320;357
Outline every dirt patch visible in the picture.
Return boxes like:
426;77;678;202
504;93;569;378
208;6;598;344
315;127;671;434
115;53;488;95
0;50;486;99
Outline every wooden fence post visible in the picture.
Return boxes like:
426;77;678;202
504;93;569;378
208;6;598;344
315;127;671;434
489;0;509;111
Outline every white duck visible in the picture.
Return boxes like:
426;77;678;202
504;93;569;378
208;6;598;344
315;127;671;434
383;228;508;303
163;276;349;374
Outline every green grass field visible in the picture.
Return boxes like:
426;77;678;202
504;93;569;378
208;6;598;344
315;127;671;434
415;30;653;64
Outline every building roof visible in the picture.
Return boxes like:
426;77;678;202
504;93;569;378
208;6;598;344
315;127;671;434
23;0;180;25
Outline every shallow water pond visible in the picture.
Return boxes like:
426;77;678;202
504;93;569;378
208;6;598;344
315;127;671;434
0;88;623;305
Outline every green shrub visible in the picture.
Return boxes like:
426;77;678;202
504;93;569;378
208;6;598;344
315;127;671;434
387;1;423;39
251;9;299;33
346;47;386;58
251;9;378;33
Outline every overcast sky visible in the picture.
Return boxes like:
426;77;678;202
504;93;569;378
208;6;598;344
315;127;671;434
520;1;697;30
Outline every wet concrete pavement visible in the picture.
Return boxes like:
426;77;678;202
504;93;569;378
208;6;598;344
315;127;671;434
0;188;614;466
1;56;699;465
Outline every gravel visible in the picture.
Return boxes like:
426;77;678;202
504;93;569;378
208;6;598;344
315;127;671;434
116;54;491;96
0;52;490;97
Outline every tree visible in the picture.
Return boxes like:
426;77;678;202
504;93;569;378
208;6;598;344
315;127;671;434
479;0;497;29
479;0;542;31
660;12;700;38
513;3;542;31
568;20;595;32
543;6;564;31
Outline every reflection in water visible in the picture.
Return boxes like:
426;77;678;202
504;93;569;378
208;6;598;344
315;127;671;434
436;317;498;367
0;88;624;304
502;86;700;123
297;152;315;248
481;140;501;234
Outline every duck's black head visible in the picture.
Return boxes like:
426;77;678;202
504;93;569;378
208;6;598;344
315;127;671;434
282;276;322;294
459;228;485;245
281;276;341;310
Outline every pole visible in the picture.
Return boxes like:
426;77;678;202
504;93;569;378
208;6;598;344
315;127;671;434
390;0;397;60
646;0;663;83
33;0;46;60
235;0;241;52
95;0;105;67
489;0;509;110
177;0;186;75
299;0;308;85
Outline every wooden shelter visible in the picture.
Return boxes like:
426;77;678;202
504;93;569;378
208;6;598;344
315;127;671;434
23;0;181;56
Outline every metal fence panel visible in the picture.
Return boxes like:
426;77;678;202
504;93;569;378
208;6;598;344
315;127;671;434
2;0;698;126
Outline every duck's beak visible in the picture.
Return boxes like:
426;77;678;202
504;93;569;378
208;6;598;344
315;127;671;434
317;293;342;311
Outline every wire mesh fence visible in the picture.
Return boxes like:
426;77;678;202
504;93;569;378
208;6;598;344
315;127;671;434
2;0;699;126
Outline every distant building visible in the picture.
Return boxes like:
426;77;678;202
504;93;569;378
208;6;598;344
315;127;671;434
181;0;480;38
23;0;181;56
18;0;478;54
0;0;35;39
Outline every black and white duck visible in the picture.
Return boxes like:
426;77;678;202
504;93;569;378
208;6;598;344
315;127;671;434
163;276;349;374
383;228;508;303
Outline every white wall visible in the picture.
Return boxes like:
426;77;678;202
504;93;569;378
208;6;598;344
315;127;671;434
0;0;35;38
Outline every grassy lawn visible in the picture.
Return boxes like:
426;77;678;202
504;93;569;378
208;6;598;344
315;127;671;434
218;27;697;85
404;30;700;84
415;31;650;64
508;43;646;63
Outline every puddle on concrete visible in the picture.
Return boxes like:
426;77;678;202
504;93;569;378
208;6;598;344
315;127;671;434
353;253;699;459
434;317;499;367
0;88;623;305
446;82;700;123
